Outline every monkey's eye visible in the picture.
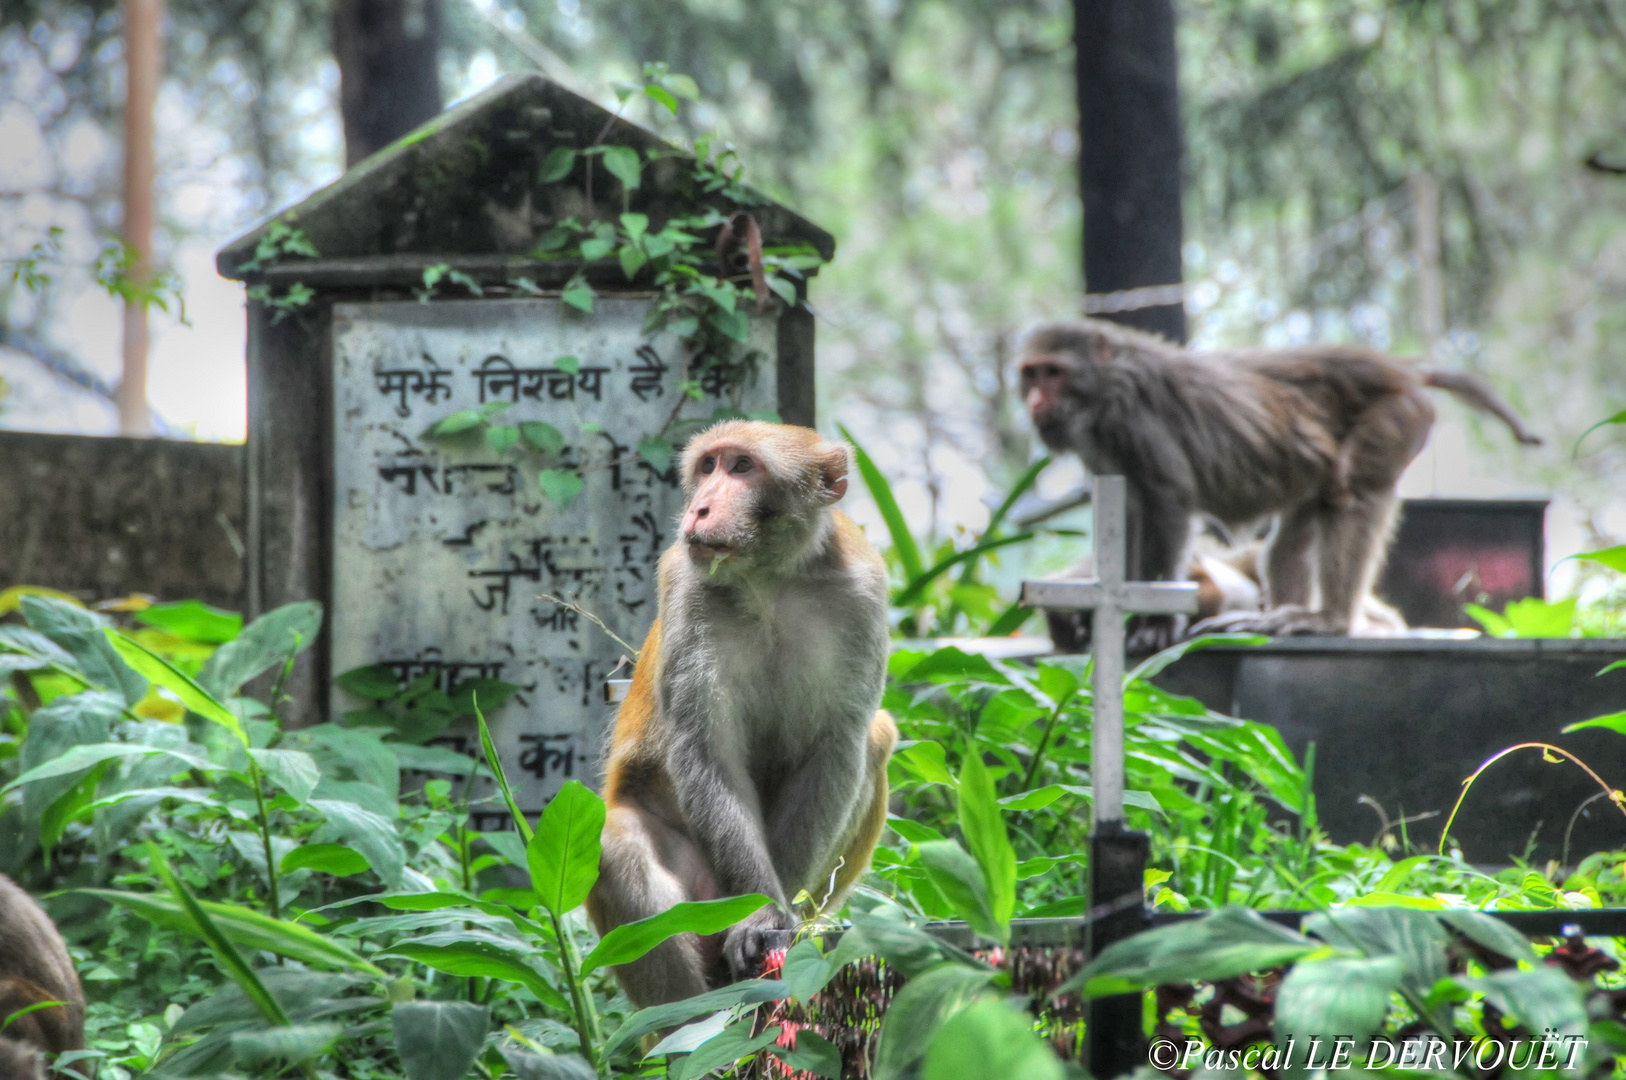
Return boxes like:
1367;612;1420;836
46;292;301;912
700;456;717;475
731;456;754;475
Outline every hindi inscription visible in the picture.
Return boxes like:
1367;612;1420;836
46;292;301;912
332;297;779;811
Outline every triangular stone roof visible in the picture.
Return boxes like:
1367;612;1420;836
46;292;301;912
217;73;834;281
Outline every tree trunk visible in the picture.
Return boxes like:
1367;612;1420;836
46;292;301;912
333;0;444;167
1075;0;1186;343
120;0;162;436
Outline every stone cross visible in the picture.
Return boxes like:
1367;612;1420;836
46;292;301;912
1020;475;1199;827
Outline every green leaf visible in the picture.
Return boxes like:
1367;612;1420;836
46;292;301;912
636;437;673;474
562;278;594;312
771;1030;842;1079
486;424;520;455
1435;909;1538;964
2;741;220;795
1464;602;1513;637
1575;409;1626;453
672;1023;780;1080
1564;710;1626;734
527;780;605;917
231;1023;343;1066
539;469;586;509
643;84;679;114
475;696;532;841
1062;907;1319;998
1000;786;1068;812
579;236;615;261
890;646;1010;686
1301;907;1449;1004
81;888;385;974
957;753;1015;943
427;408;487;436
892;741;955;787
916;841;1001;943
135;600;242;643
1576;544;1626;574
521;421;566;456
707;306;750;343
766;275;797;307
850;912;960;979
874;963;994;1080
201;601;322;699
920;997;1064;1080
539;147;577;184
311;799;406;886
1462;965;1587;1038
1275;955;1403;1078
247;748;320;804
149;847;292;1027
620;212;649;239
393;1001;491;1080
281;843;371;877
385;936;568;1010
618;244;648;279
601;145;642;190
21;596;147;704
666;73;700;100
604;979;790;1059
554;355;581;375
582;894;773;973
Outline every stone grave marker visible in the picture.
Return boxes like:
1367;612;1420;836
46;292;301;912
218;73;833;815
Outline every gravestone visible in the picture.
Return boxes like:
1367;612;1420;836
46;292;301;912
217;73;833;815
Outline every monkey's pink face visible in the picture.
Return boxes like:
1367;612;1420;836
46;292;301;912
1018;353;1071;424
682;442;764;563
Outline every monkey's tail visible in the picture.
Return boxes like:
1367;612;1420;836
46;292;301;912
1421;370;1544;446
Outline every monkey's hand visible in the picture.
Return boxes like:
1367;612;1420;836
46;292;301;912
723;902;795;981
1125;614;1182;655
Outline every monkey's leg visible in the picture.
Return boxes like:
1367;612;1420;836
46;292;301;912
1310;490;1400;633
822;711;900;908
589;805;711;1007
1190;501;1318;636
1124;490;1195;652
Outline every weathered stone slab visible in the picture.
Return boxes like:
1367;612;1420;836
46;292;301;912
0;431;244;610
1155;638;1626;863
330;296;777;811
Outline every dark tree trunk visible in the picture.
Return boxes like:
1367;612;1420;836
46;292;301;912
333;0;444;167
1075;0;1186;343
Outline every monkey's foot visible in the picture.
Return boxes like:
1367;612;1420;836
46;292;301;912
1189;605;1351;638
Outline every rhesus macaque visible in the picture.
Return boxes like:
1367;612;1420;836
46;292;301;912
587;421;897;1007
0;874;87;1079
1020;319;1541;645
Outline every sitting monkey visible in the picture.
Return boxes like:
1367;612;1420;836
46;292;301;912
0;874;87;1079
587;421;897;1007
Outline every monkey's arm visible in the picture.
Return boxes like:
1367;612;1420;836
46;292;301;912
662;718;786;906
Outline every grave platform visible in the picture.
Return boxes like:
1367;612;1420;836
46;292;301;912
1153;636;1626;864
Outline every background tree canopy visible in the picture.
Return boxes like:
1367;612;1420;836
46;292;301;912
1;0;1622;581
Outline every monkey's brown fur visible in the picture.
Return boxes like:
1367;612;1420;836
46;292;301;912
1020;318;1540;642
588;421;896;1008
0;874;87;1079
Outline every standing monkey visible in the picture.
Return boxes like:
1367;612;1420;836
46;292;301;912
588;421;897;1007
0;874;87;1079
1019;319;1541;644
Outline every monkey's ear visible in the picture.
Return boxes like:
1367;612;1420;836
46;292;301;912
819;447;850;503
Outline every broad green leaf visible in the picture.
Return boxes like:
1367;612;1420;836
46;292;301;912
311;799;406;886
1000;785;1067;811
874;963;994;1080
231;1023;342;1066
281;843;371;876
885;816;945;845
1465;602;1513;637
779;929;873;1005
1463;965;1587;1038
920;997;1064;1080
553;355;581;375
892;741;954;786
890;647;1010;686
539;469;586;509
247;748;320;804
620;212;649;238
666;73;700;99
15;692;120;819
771;1030;842;1079
672;1023;780;1080
618;244;648;279
105;629;243;742
648;1010;732;1057
1435;909;1537;964
637;437;673;474
487;424;520;454
643;84;679;114
135;600;242;643
393;1001;491;1080
385;937;568;1010
1302;907;1449;1004
604;979;789;1059
427;408;486;436
393;743;484;776
1063;907;1319;997
582;894;773;973
505;1049;596;1079
1576;545;1626;574
21;595;146;703
707;305;750;343
527;780;605;916
333;663;400;700
840;425;921;581
3;742;220;794
957;753;1015;942
1275;955;1404;1079
80;888;384;975
521;421;565;456
199;600;321;699
539;147;577;183
171;971;354;1033
601;145;642;190
916;841;1000;944
850;912;953;980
